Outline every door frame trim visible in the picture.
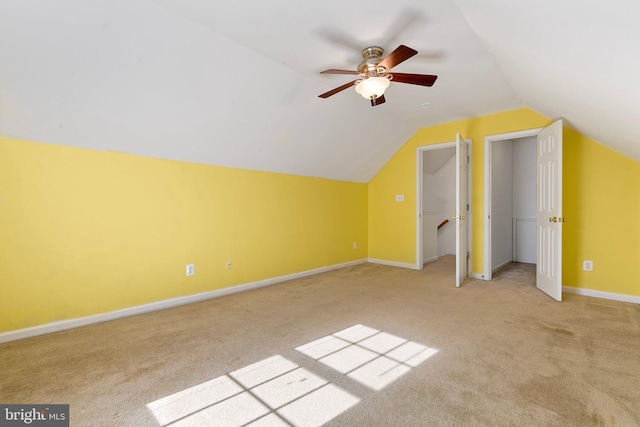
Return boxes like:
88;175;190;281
483;128;541;280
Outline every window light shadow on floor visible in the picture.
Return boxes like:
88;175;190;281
146;355;359;427
296;324;439;391
146;325;438;426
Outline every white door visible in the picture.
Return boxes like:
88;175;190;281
536;120;563;301
455;133;468;287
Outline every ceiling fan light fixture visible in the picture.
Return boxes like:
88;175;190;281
355;76;390;99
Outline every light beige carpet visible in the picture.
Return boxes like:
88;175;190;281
1;256;639;426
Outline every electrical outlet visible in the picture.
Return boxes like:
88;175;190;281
395;194;405;202
186;264;195;276
226;260;232;270
353;242;357;249
583;260;593;272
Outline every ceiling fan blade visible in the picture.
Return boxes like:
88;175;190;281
320;69;360;75
370;94;386;107
391;73;438;87
318;80;358;98
377;45;418;71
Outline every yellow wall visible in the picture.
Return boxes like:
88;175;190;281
563;128;640;295
0;138;368;332
369;108;640;296
2;107;639;333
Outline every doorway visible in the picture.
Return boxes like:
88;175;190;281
490;136;537;275
484;129;540;280
416;138;471;286
420;145;456;264
483;121;564;301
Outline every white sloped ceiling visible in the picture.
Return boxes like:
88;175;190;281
453;0;640;162
0;0;636;184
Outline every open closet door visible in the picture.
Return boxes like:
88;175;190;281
536;120;563;301
455;133;468;287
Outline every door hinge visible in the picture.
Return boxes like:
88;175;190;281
466;203;469;210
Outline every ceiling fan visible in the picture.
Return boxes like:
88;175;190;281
318;45;437;106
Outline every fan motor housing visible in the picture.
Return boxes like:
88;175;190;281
358;46;386;76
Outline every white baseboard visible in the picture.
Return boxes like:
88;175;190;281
563;286;640;304
492;259;513;275
368;258;418;270
423;256;439;264
469;273;486;280
0;259;368;344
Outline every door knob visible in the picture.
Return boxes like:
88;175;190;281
549;216;557;223
561;217;567;222
452;216;465;220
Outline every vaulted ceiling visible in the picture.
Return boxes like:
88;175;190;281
1;0;638;182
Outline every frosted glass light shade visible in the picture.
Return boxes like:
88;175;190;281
355;77;390;99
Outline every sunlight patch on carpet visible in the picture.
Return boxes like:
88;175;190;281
146;355;359;427
147;325;436;425
296;324;438;391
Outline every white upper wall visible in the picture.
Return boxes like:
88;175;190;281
0;0;637;184
512;137;537;219
453;0;640;161
491;140;514;269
